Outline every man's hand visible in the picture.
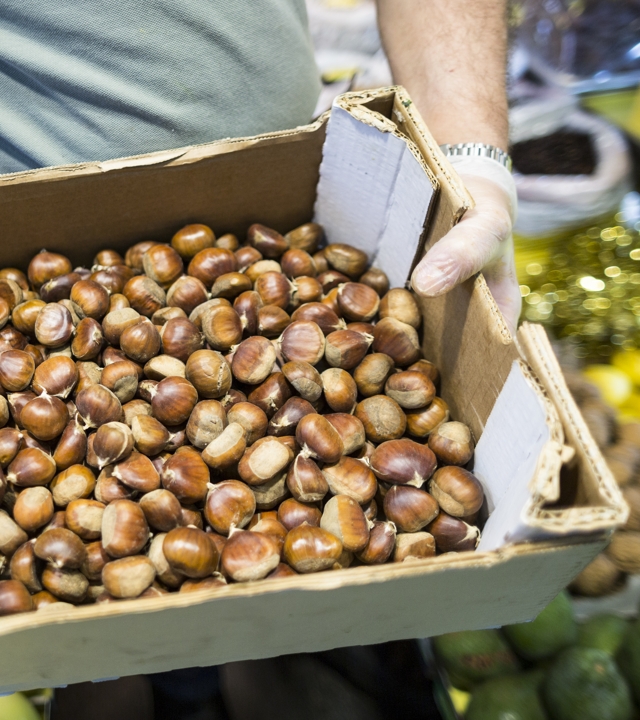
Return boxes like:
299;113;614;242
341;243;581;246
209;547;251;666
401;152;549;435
376;0;521;334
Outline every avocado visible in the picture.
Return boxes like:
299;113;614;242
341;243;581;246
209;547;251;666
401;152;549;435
504;592;577;661
432;629;520;690
578;614;628;656
467;673;547;720
616;616;640;704
543;647;632;720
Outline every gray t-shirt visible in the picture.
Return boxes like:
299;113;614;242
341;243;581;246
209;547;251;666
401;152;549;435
0;0;321;174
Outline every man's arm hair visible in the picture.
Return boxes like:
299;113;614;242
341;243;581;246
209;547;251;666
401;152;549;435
376;0;509;151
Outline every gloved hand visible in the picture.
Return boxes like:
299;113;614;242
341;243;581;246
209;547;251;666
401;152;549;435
411;156;521;335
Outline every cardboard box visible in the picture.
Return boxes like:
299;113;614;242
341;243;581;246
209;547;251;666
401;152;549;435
0;87;627;692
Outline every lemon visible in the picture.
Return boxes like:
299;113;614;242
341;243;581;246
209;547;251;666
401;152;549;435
0;693;40;720
612;351;640;386
583;365;633;407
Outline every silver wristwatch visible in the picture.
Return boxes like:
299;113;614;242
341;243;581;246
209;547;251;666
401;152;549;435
440;143;512;172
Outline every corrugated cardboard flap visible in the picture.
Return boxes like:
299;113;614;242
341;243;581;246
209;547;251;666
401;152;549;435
517;322;628;532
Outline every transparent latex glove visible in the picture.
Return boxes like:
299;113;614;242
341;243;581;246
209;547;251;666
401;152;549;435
411;157;521;335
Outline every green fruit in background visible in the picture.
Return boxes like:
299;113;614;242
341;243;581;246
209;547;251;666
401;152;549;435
578;615;628;657
543;647;633;720
616;616;640;704
0;693;39;720
467;673;547;720
432;629;520;690
504;592;577;661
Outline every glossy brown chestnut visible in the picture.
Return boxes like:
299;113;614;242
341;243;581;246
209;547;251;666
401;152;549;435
139;489;182;532
144;354;186;381
65;499;105;540
257;305;291;338
28;251;73;289
92;421;134;469
19;394;68;442
283;524;342;573
428;421;474;466
352;353;394;398
151;376;198;426
102;556;157;599
247;224;289;258
34;303;74;348
163;526;219;579
130;414;170;456
405;397;450;438
379;288;421;329
337;282;380;322
171;223;215;259
221;529;280;582
226;402;268;445
281;361;322;402
356;520;396;565
10;540;42;593
124;240;159;271
383;485;439;532
205;480;256;535
246;373;290;418
267;396;315;437
142;244;183;288
210;271;252;299
231;336;277;385
284;222;323;254
75;384;123;428
238;437;293;486
13;486;54;532
427;512;481;552
188;247;238;288
324;329;372;370
320;368;357;413
147;533;185;588
41;565;88;603
11;299;46;336
183;349;231;399
354;396;406;444
359;267;390;296
7;447;57;487
71;317;104;360
320;495;370;553
34;527;86;569
0;510;28;556
291;302;345;335
254;271;292;309
322;456;377;504
50;464;96;506
201;422;247;471
0;579;34;615
393;532;436;562
323;413;366;456
186;400;227;449
70;279;110;320
295;413;343;464
370;438;437;486
119;317;162;364
101;499;149;558
161;451;209;504
279;320;325;365
100;360;139;403
277;498;321;531
428;466;484;517
113;452;161;493
371;317;421;367
0;349;35;392
323;243;368;278
123;275;166;317
385;370;435;410
407;359;440;386
281;248;316;278
53;419;87;470
233;290;263;336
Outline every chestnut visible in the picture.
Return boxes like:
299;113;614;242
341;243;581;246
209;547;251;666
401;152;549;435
279;320;325;365
227;402;268;445
255;271;292;309
281;248;317;279
277;498;321;531
354;396;406;444
317;270;350;293
163;526;219;578
139;489;182;532
244;259;282;284
159;317;204;362
92;421;134;468
359;267;390;297
28;251;73;289
324;329;372;370
322;456;377;504
152;306;187;326
291;302;345;335
12;299;46;335
238;436;293;486
220;388;247;411
281;360;322;403
286;455;328;503
131;414;170;456
356;520;396;565
53;419;87;470
324;413;366;456
185;349;232;399
10;540;42;593
186;400;227;449
8;447;57;487
231;336;277;385
235;246;262;270
372;317;421;367
171;223;215;259
161;450;210;504
0;349;35;392
0;267;28;292
379;288;421;329
34;303;74;347
147;534;185;588
71;317;104;360
94;249;124;266
247;224;288;258
65;499;105;540
0;510;29;556
252;471;289;511
383;485;439;532
321;368;357;413
100;360;139;403
32;589;64;609
205;480;256;535
247;373;290;418
233;290;263;336
296;413;343;464
76;384;123;428
266;562;298;579
370;438;437;486
113;452;161;492
102;556;157;599
0;579;34;615
41;565;88;603
353;353;394;398
221;529;280;582
13;486;54;532
324;243;368;278
109;293;130;312
50;464;96;506
428;421;474;466
393;532;436;562
291;276;323;304
427;512;481;552
102;307;141;346
75;361;102;394
257;305;291;337
201;305;243;352
20;394;69;442
120;317;162;363
102;499;149;558
34;359;78;406
34;527;86;569
210;271;252;299
283;524;342;573
428;466;484;517
201;422;246;471
285;222;323;254
179;575;227;593
320;495;370;553
144;354;186;381
337;282;380;322
151;376;198;426
216;233;239;251
124;241;159;270
142;244;184;288
406;397;450;438
70;279;110;320
385;371;435;410
187;247;238;288
123;275;166;317
248;512;287;551
267;396;315;436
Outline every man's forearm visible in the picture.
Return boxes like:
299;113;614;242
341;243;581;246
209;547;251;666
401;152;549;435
376;0;509;152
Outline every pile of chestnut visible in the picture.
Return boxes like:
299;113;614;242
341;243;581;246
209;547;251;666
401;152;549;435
0;221;484;616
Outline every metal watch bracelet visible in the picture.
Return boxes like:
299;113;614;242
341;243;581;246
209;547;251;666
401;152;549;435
439;143;513;173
